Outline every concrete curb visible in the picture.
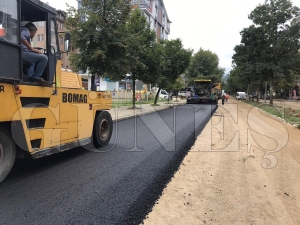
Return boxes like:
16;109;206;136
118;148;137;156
110;102;186;122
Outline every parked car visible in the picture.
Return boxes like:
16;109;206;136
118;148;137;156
159;90;171;99
178;91;186;97
236;92;246;100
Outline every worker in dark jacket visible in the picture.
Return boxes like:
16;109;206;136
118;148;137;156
221;94;225;105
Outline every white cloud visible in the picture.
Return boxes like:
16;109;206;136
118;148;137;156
47;0;78;11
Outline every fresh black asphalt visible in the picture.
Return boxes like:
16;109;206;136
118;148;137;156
0;104;217;225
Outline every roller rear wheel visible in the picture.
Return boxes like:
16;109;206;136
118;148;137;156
0;126;16;183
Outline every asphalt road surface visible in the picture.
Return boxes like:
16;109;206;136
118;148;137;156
0;104;217;225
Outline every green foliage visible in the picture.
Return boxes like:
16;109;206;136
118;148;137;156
186;48;224;84
125;9;161;83
230;0;300;100
153;39;192;104
172;77;185;91
65;0;131;77
125;9;163;108
159;39;192;86
65;1;192;107
225;66;248;94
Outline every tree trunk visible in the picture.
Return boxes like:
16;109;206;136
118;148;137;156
154;87;161;105
269;82;273;105
132;73;136;108
283;88;287;99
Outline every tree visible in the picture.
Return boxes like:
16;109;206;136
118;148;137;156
65;0;131;81
186;48;224;84
153;39;193;105
225;66;248;94
232;0;300;104
125;9;163;108
273;51;300;98
172;77;185;101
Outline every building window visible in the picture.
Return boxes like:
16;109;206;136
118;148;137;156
59;37;63;44
37;21;44;27
154;21;157;28
66;65;69;69
57;23;63;30
38;34;44;41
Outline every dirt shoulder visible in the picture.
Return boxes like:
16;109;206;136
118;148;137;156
143;97;300;225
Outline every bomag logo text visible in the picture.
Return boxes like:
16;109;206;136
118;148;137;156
0;85;4;93
62;93;87;103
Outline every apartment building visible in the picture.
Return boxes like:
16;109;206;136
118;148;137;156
31;21;46;49
77;0;171;40
130;0;171;40
56;10;74;70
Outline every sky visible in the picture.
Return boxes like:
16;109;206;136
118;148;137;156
48;0;300;74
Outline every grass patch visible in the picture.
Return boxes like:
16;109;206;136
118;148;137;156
259;104;282;118
242;100;300;125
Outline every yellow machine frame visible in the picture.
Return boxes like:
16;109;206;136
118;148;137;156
0;62;112;158
0;0;114;183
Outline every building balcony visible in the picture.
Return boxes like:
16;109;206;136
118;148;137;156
56;16;66;22
166;24;170;33
130;0;150;9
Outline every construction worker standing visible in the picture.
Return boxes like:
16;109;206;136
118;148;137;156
221;94;225;105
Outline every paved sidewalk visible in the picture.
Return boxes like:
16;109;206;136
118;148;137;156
108;99;186;121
